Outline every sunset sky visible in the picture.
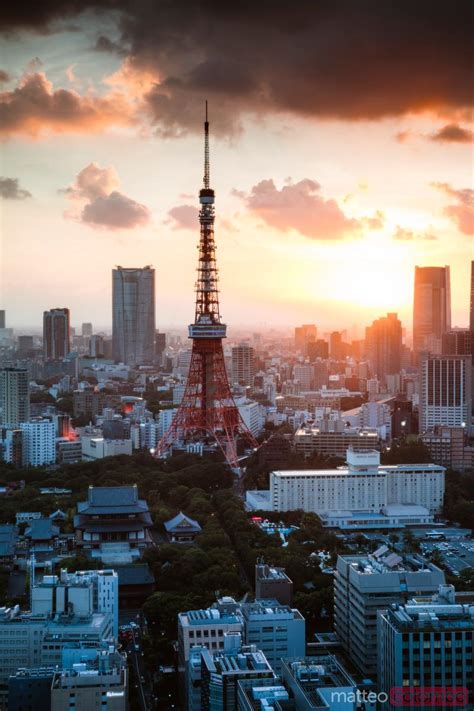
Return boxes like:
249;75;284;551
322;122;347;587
0;1;472;334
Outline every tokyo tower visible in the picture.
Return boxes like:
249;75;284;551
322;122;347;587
156;104;258;469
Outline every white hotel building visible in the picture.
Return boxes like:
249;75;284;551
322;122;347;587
246;449;445;530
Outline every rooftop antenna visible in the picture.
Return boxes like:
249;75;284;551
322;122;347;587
204;100;210;189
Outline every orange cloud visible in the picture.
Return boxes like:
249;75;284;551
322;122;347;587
0;71;134;138
236;178;359;240
433;182;474;235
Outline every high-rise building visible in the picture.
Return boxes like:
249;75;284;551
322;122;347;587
307;339;329;360
231;343;255;387
89;334;104;357
43;308;71;360
155;331;166;364
441;329;472;355
112;266;155;367
419;354;472;432
0;427;24;466
20;419;56;467
293;363;313;391
0;367;30;426
329;331;343;360
365;312;402;382
17;335;34;355
294;324;317;353
413;266;451;358
81;322;93;337
0;310;4;329
334;552;445;678
378;585;474;711
470;260;474;333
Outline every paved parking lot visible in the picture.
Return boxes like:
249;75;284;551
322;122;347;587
421;539;474;575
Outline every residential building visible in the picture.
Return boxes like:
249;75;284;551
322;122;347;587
378;585;474;711
334;551;445;677
20;419;56;467
0;368;29;427
43;308;70;360
112;266;155;367
413;266;451;359
419;354;472;433
235;397;265;438
231;343;255;387
241;599;305;675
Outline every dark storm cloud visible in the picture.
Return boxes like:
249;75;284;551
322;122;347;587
430;124;473;143
0;1;471;136
0;176;31;199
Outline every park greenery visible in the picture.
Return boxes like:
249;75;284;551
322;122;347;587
0;443;473;661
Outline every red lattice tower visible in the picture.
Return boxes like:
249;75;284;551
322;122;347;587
156;104;258;468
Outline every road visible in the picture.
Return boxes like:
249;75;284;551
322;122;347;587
128;620;155;711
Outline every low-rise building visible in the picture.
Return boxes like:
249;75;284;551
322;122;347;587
241;599;305;675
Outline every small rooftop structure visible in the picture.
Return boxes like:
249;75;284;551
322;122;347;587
164;512;202;543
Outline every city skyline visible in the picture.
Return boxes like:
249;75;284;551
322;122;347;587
1;4;472;330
